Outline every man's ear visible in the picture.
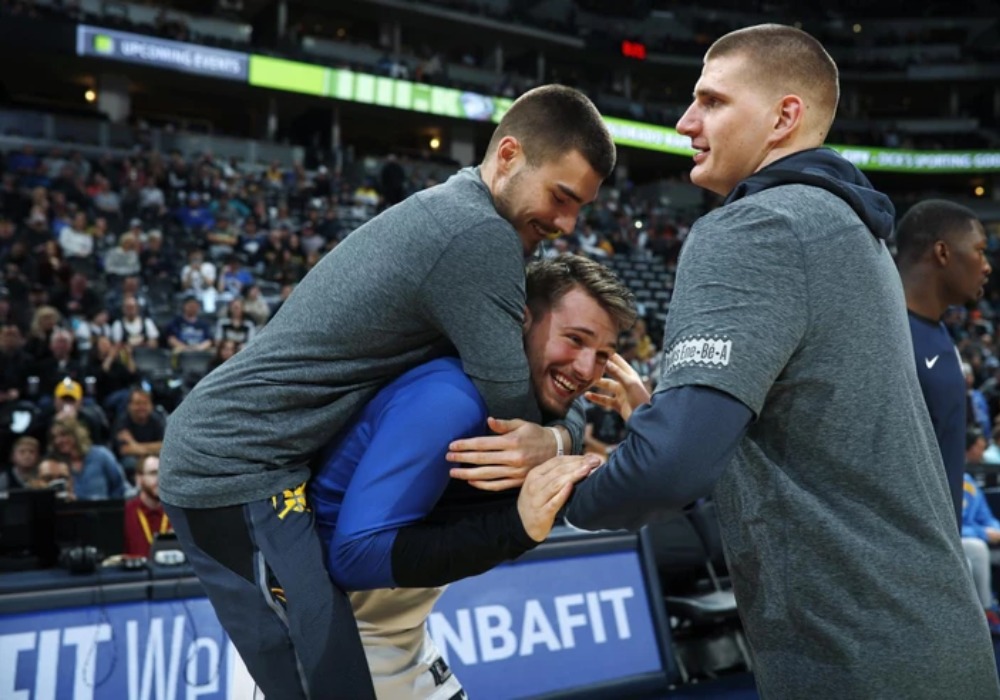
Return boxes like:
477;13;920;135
769;94;804;146
496;136;522;176
933;240;950;267
522;306;532;334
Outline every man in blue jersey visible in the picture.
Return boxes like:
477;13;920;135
896;199;991;527
309;255;636;700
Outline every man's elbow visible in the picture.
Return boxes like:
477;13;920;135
327;545;381;592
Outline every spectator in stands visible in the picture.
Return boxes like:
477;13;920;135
965;361;993;438
176;192;215;233
23;305;61;363
960;428;1000;633
576;222;611;258
140;230;175;282
74;306;111;355
207;338;239;372
104;231;142;279
91;174;122;228
0;216;17;262
180;248;217;312
88;215;111;249
165;295;214;353
0;436;41;492
543;24;999;696
379;154;406;210
206;214;238;260
237;218;268;272
31;329;83;400
113;387;165;480
49;416;127;500
44;377;111;447
217;254;254;302
84;336;138;420
23;203;52;256
159;84;616;700
57;211;93;260
896;199;991;526
31;454;75;501
281;233;308;282
299;220;325;256
109;275;151;317
52;271;101;324
111;296;159;349
0;324;30;405
123;455;171;557
215;297;255;348
241;283;271;327
35;240;69;290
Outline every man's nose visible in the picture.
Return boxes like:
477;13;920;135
676;105;698;136
573;349;598;381
553;212;577;238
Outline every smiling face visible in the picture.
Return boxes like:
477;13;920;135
676;53;781;196
523;286;618;416
492;144;603;255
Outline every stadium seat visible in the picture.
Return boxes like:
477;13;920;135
176;350;215;387
133;347;174;382
642;511;751;682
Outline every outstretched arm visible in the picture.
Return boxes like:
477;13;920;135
564;385;752;532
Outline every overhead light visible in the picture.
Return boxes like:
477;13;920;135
84;89;97;103
429;137;441;150
852;23;862;33
975;186;986;197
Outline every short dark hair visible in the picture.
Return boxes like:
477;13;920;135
707;24;839;138
895;199;980;266
485;85;616;179
526;254;637;334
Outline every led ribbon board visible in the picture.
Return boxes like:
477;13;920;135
76;24;249;81
76;24;1000;173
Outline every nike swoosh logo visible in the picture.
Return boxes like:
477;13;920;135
925;356;940;369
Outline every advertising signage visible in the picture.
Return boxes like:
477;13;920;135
831;146;1000;174
74;24;1000;173
76;25;249;81
247;55;512;123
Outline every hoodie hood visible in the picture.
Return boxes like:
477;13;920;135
723;148;895;240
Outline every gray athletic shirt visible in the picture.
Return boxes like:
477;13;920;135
161;168;547;509
573;181;999;697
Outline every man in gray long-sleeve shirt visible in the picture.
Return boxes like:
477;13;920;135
518;25;1000;699
158;85;616;700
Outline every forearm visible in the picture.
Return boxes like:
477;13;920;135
565;386;751;532
390;505;537;587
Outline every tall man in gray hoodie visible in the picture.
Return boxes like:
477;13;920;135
519;24;999;699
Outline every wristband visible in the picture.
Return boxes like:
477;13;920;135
548;427;564;457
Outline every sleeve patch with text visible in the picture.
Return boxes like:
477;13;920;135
664;336;732;373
